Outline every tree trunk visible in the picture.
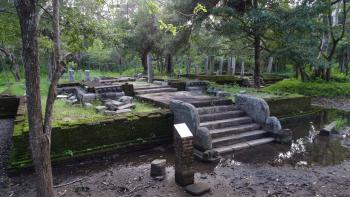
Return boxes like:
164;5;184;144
0;45;21;82
141;51;147;73
186;56;192;75
165;53;172;75
253;35;261;88
299;67;309;82
15;1;55;196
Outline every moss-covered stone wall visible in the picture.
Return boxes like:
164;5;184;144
10;110;173;169
265;95;311;117
0;96;20;118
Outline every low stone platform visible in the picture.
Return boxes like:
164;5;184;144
136;91;232;108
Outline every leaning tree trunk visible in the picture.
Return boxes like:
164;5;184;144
0;45;21;82
15;0;55;196
253;35;261;88
141;51;148;73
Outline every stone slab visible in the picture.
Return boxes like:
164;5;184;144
185;183;211;196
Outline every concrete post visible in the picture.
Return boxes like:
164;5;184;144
205;56;209;76
147;53;153;83
232;56;236;76
240;61;245;77
174;123;194;186
267;57;273;73
85;70;91;81
68;69;75;82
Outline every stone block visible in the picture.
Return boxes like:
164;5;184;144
118;96;133;104
83;103;93;108
185;183;211;196
170;100;199;136
116;109;132;114
150;159;166;177
117;103;136;110
95;106;107;113
216;91;230;97
103;110;118;116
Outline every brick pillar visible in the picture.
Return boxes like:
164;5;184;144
174;123;194;186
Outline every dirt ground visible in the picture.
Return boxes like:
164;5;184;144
1;146;349;197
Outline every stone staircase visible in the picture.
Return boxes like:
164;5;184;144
134;85;177;95
196;104;275;155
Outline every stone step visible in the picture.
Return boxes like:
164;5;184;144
213;137;275;155
199;110;245;122
200;116;252;130
135;87;177;95
210;123;261;138
212;130;269;148
190;99;233;108
196;105;238;115
134;85;171;91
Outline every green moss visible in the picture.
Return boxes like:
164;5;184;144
10;109;173;170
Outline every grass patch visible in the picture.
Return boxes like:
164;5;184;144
264;79;350;97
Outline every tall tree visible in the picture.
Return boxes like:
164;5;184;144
14;0;63;195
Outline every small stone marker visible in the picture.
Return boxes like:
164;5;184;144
85;70;91;81
185;183;211;196
174;123;194;186
69;69;75;82
150;159;166;180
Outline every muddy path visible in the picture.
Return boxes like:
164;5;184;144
0;119;13;193
3;146;350;197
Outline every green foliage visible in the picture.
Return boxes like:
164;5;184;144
335;118;347;131
193;3;207;15
265;79;350;97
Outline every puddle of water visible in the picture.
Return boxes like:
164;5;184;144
230;108;350;167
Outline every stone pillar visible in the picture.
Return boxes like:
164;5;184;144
240;61;245;77
174;123;194;186
68;69;75;82
209;56;214;75
186;57;192;75
267;56;273;73
195;65;199;76
227;57;231;75
205;56;209;76
147;53;153;83
85;70;91;81
231;56;236;76
219;57;224;75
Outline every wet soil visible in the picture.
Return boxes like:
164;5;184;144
0;119;13;192
2;147;350;197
